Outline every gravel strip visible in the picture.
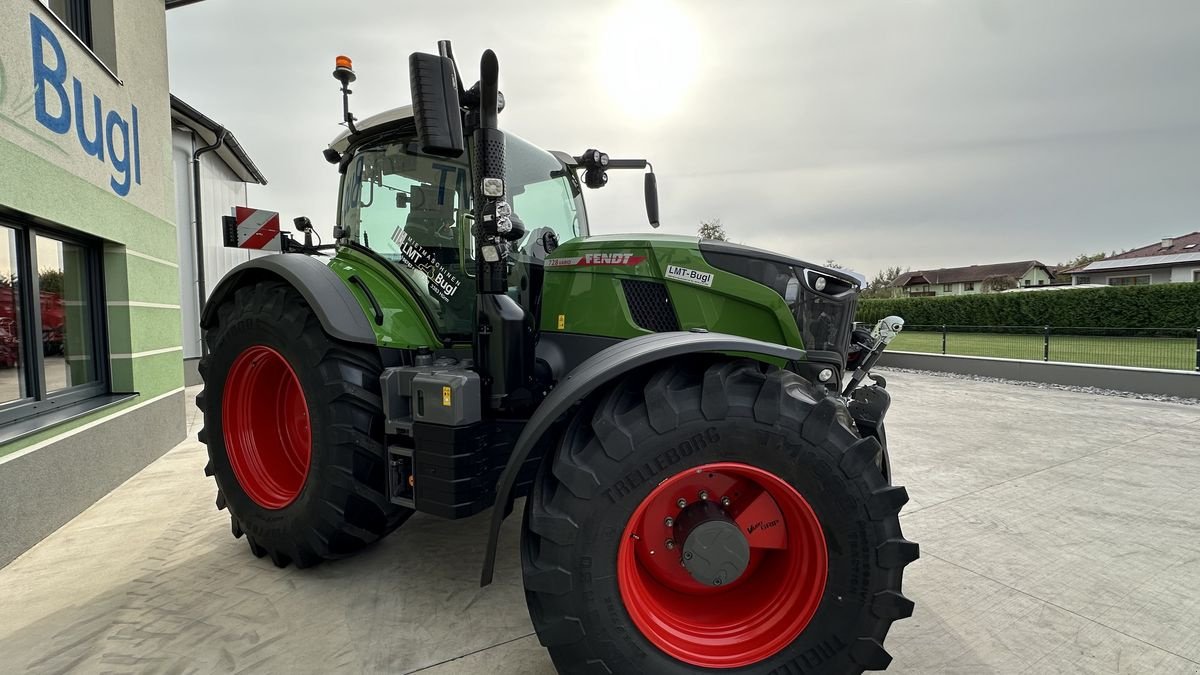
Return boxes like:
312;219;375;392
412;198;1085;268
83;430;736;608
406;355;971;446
874;366;1200;406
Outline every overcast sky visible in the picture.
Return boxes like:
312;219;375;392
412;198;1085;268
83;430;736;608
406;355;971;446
167;0;1200;278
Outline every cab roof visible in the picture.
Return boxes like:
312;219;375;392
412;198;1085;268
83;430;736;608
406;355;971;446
328;105;413;153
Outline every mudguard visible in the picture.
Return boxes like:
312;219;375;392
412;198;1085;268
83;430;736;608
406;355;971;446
201;254;377;344
480;331;805;585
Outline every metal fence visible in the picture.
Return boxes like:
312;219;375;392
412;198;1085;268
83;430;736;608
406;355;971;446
859;324;1200;372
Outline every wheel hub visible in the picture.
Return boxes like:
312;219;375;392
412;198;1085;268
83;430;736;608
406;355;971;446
616;462;828;669
675;501;750;587
222;345;311;509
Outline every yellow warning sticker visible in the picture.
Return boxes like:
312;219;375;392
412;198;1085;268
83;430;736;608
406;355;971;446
557;314;565;330
442;386;452;407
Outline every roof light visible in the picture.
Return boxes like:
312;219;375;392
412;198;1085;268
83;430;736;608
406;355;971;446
335;55;353;70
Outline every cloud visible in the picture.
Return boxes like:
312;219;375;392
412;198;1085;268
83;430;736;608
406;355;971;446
167;0;1200;276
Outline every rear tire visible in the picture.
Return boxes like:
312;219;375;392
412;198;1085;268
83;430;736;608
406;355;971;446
522;358;917;674
198;280;410;568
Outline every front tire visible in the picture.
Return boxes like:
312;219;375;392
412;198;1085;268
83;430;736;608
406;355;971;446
522;359;917;674
198;280;410;567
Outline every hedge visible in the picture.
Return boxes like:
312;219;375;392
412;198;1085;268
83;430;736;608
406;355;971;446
856;283;1200;329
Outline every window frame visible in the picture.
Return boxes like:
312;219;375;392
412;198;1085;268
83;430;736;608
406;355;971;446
36;0;121;83
964;281;974;291
942;283;953;292
1193;270;1199;282
1107;275;1151;287
0;217;109;427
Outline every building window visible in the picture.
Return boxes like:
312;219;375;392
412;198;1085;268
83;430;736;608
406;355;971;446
1108;275;1151;286
964;282;974;291
43;0;93;48
0;217;107;425
942;284;953;292
1023;279;1031;287
38;0;118;74
1076;276;1090;285
1194;270;1199;282
1038;279;1045;285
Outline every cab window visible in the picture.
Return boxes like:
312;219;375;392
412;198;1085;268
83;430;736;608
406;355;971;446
340;144;474;336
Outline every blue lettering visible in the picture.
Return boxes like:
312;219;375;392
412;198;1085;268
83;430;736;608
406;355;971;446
132;105;141;185
72;78;104;160
105;110;130;196
31;14;69;135
28;14;142;197
431;163;456;205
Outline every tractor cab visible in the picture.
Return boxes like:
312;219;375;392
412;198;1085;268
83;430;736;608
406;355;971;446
328;113;588;339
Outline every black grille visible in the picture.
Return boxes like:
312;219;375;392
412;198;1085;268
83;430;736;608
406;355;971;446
622;279;679;332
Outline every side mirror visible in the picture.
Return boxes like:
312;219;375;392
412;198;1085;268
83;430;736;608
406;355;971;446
644;172;660;228
409;52;464;158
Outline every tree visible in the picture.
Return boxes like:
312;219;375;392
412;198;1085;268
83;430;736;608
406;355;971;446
698;218;727;241
38;268;63;295
981;274;1017;292
1058;252;1107;270
862;265;908;299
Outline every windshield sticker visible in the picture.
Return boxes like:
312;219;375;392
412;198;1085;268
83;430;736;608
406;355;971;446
390;228;462;302
546;252;646;267
430;162;468;206
665;265;714;287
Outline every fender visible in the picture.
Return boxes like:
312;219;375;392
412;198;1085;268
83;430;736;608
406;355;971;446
201;253;376;344
480;331;804;585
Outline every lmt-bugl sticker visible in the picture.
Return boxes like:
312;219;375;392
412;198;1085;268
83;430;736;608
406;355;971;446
665;265;714;287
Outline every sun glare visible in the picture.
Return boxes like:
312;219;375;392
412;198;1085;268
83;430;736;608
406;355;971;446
601;0;701;120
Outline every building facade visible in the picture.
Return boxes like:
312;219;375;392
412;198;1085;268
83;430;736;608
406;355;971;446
0;0;187;566
1068;234;1200;287
170;95;267;384
893;261;1056;297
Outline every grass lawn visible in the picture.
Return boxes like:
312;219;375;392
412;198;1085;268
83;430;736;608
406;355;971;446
890;330;1197;371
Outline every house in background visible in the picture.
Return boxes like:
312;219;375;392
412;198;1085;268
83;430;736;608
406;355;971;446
893;261;1056;297
170;96;267;385
1066;233;1200;287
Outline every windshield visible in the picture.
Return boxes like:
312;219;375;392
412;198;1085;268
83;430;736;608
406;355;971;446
339;133;587;337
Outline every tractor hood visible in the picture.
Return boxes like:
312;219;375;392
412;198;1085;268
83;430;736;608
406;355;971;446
697;240;862;289
541;235;860;357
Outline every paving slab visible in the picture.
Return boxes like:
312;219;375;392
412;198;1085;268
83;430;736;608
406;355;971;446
1;373;1198;674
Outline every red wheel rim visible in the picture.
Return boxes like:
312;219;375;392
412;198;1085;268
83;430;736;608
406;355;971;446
222;345;312;509
617;462;828;669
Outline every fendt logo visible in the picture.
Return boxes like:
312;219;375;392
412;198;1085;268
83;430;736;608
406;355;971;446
29;14;141;197
545;252;647;267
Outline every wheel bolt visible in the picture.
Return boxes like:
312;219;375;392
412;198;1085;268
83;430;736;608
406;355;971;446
665;539;675;550
713;578;722;586
684;551;693;560
721;496;731;507
677;498;687;508
699;490;709;501
664;516;674;527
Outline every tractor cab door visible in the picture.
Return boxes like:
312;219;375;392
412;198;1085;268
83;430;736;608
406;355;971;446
339;134;587;339
340;142;476;338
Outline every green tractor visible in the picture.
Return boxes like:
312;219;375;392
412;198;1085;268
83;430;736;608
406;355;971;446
199;42;916;674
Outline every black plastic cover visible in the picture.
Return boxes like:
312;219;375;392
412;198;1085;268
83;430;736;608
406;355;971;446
409;52;465;158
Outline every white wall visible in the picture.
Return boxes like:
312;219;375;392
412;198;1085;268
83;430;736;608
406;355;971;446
172;128;261;360
1170;266;1200;283
1102;268;1173;285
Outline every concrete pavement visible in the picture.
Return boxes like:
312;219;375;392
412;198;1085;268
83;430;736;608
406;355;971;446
1;372;1199;673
